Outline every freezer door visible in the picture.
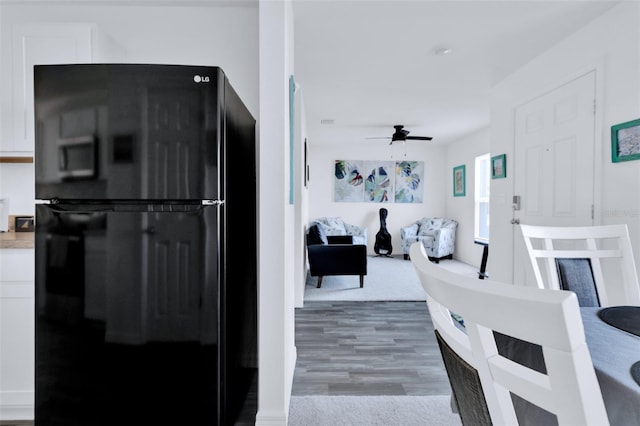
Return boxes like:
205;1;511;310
35;203;220;425
34;64;223;201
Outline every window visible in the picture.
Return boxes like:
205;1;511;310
475;153;490;243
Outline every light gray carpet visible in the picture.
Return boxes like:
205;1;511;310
288;395;462;426
304;255;477;302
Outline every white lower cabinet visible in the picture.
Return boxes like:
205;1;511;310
0;249;35;421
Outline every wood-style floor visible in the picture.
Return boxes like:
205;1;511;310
2;303;451;425
292;301;451;396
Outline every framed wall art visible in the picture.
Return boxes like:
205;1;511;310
611;118;640;163
334;160;364;202
453;164;466;197
364;161;394;203
334;159;425;203
491;154;506;179
395;160;424;203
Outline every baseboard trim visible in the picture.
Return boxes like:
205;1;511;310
255;345;297;426
0;390;34;421
254;411;288;426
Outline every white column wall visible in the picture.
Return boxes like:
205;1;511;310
256;1;296;424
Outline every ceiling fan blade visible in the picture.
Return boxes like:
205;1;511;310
367;125;433;142
365;137;391;140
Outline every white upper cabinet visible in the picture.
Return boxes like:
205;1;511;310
9;24;92;154
4;23;125;155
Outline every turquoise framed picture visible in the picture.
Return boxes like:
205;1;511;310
491;154;506;179
611;118;640;163
453;164;466;197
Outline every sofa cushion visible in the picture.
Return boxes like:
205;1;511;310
318;217;347;236
308;223;328;245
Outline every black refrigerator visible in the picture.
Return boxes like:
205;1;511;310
34;64;257;425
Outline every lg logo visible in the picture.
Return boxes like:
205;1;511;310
193;75;210;83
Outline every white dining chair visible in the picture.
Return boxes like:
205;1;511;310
519;223;640;307
410;242;609;426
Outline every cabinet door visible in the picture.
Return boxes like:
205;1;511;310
9;24;92;153
0;249;35;420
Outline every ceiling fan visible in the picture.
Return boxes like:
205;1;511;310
368;125;433;144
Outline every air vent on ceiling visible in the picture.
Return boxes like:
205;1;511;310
320;119;334;125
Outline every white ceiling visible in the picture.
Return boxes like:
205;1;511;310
293;0;619;146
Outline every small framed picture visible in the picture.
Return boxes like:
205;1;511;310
453;164;466;197
612;118;640;163
491;154;507;179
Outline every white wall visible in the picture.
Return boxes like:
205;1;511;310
307;141;447;257
0;2;259;217
489;1;640;282
0;3;259;118
294;90;310;307
445;127;490;267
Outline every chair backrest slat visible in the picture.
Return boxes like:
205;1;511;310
520;224;640;307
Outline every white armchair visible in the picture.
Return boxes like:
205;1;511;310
311;217;367;246
401;217;457;262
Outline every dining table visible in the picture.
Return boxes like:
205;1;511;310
495;306;640;425
581;306;640;426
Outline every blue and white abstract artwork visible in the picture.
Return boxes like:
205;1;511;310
364;161;394;203
394;161;424;203
334;160;364;202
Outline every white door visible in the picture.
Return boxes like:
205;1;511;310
513;71;596;286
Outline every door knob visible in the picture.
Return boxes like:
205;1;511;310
510;218;520;225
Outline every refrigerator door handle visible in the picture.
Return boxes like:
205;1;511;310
202;200;224;206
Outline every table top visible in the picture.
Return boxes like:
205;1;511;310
581;307;640;426
496;307;640;425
